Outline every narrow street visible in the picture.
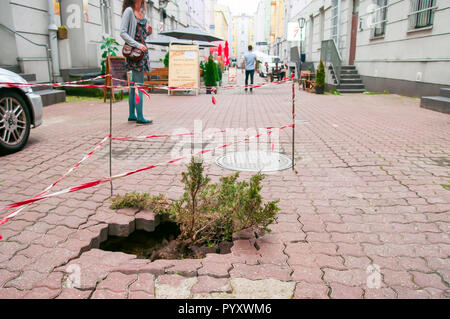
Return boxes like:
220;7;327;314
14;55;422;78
0;71;448;298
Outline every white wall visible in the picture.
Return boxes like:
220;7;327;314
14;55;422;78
355;0;450;85
287;0;450;89
0;1;19;66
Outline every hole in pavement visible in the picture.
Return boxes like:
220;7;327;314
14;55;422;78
100;222;181;259
99;221;234;261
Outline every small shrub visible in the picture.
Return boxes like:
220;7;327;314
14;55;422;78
168;157;279;250
163;52;169;68
109;158;279;259
204;56;218;87
316;60;325;87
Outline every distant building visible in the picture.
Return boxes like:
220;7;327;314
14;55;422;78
231;14;255;65
214;3;231;42
288;0;450;97
187;0;206;29
255;1;269;54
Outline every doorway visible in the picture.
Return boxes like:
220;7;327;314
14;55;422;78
349;0;359;65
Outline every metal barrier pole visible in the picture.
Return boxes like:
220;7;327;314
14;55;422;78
292;73;295;171
109;75;113;197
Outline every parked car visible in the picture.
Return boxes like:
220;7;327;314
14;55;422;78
0;68;43;155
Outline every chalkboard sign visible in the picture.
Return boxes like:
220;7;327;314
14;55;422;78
104;56;128;102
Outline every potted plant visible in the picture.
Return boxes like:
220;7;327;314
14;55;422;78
57;25;68;40
216;61;222;87
163;52;169;68
100;37;119;75
204;56;217;94
200;61;205;77
315;59;325;94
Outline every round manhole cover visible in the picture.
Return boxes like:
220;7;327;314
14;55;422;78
215;151;294;172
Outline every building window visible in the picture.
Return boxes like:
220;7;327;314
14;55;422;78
331;0;339;46
371;0;388;37
100;0;113;35
408;0;437;30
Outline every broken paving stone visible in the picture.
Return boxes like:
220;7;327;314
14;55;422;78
155;275;197;299
230;278;296;299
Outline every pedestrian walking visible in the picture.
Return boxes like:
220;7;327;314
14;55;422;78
120;0;152;124
241;45;257;93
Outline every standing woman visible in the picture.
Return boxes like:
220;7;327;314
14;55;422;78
121;0;152;124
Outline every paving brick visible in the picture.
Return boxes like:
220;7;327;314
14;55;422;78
410;271;448;290
166;259;202;277
128;290;155;299
191;276;232;294
198;261;232;278
91;289;127;299
57;288;92;299
96;272;137;292
23;287;61;299
129;273;155;294
364;287;397;299
329;283;364;299
382;270;417;288
230;263;292;281
293;282;329;299
0;287;27;299
290;266;323;284
323;268;367;286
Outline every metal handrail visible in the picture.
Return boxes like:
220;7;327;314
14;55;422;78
321;39;342;85
0;23;52;82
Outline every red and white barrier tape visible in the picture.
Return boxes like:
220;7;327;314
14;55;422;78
0;124;293;215
1;74;293;106
112;124;282;141
0;135;110;227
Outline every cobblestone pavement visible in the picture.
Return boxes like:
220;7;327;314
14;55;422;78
0;73;449;299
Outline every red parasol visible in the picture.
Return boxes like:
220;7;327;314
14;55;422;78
224;41;230;66
218;44;222;57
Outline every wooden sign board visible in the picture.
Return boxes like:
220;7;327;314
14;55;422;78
104;56;128;102
168;44;200;95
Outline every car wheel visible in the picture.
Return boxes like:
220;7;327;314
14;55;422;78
0;90;31;155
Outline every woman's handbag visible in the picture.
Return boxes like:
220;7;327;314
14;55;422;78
122;43;144;61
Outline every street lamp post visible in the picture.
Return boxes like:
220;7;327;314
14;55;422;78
297;17;306;79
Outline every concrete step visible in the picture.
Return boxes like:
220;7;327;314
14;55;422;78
0;65;21;73
340;70;358;75
336;88;366;93
340;74;360;79
340;78;363;84
341;65;356;70
337;83;365;90
420;96;450;114
19;73;36;82
35;89;66;106
29;82;48;92
68;68;102;79
440;88;450;98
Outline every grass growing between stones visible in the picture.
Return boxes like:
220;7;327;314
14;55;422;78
364;90;389;95
110;192;169;214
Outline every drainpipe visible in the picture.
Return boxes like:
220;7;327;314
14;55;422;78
336;0;341;50
47;0;60;82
